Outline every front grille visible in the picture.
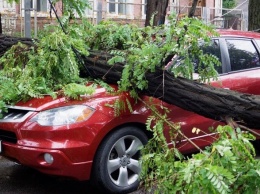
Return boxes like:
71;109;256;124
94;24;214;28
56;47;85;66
0;106;35;144
0;129;17;143
0;106;35;123
2;109;29;120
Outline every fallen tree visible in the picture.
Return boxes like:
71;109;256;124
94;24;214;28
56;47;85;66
1;5;260;193
0;18;260;130
82;51;260;129
1;32;260;129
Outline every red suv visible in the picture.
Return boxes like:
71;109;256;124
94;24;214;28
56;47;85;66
0;30;260;194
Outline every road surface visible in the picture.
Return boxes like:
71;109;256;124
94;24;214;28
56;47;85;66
0;156;103;194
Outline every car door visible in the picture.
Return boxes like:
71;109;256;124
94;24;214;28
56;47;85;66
164;39;224;153
211;37;260;95
166;36;260;153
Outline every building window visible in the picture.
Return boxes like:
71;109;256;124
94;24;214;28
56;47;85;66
214;0;222;16
109;0;116;13
142;0;147;15
119;0;127;14
29;0;48;12
1;0;16;11
85;0;95;15
20;0;50;17
108;0;128;15
36;0;48;12
2;0;14;8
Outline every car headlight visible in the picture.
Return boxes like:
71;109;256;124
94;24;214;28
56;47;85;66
30;105;95;126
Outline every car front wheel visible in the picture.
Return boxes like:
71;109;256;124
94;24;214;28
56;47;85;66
92;126;148;194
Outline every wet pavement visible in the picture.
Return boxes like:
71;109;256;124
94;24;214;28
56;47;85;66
0;156;103;194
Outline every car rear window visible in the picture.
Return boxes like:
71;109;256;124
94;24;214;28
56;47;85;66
226;39;260;71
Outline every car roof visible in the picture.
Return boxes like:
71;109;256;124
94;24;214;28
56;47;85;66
217;29;260;39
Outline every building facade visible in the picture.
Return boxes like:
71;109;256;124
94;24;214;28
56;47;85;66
1;0;246;36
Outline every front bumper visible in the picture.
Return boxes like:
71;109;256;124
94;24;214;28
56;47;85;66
1;141;92;181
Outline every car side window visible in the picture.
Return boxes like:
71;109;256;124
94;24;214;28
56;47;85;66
200;39;222;73
226;39;260;71
255;39;260;49
168;39;222;75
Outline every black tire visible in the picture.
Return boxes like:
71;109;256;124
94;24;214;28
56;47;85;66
92;126;148;194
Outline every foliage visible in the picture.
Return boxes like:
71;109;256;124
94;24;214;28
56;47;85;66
141;105;260;193
223;0;237;9
0;26;90;106
105;14;220;98
6;0;19;3
53;0;90;18
0;12;219;108
81;20;150;52
62;83;96;100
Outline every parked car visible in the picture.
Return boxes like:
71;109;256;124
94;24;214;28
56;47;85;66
0;29;260;194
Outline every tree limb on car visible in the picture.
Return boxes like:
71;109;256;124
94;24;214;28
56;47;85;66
1;35;260;131
82;51;260;130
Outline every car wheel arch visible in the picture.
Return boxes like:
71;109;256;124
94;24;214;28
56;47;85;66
89;121;151;163
90;123;151;193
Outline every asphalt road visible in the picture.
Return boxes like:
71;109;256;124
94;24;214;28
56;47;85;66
2;145;258;194
0;156;103;194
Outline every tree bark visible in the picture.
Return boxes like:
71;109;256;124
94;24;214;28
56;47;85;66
145;0;169;26
82;51;260;129
188;0;199;18
248;0;260;32
0;35;34;57
0;14;2;34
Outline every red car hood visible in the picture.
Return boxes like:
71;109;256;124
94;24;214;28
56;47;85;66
14;83;120;111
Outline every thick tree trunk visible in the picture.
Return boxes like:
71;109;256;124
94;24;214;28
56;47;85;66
0;35;34;57
248;0;260;32
82;51;260;129
145;0;169;26
145;69;260;129
188;0;199;17
0;14;2;34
